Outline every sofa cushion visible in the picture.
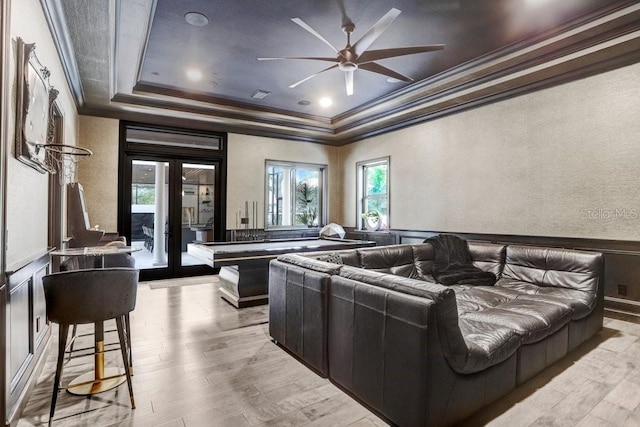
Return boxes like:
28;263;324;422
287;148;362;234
500;245;602;319
356;244;435;281
496;279;594;319
336;249;361;267
502;245;601;293
412;244;436;282
455;287;573;344
358;244;415;276
456;318;522;374
468;242;507;278
451;285;521;314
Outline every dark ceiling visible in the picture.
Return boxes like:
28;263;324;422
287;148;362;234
49;0;640;144
139;0;626;117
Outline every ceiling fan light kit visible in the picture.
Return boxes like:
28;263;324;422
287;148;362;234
258;7;444;96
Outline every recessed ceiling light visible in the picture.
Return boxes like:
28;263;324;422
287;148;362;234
298;100;311;106
251;89;271;100
319;97;333;108
185;12;209;27
386;77;402;83
186;68;203;81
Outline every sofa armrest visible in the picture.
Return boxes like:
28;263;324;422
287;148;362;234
269;259;332;376
276;253;343;274
328;275;445;426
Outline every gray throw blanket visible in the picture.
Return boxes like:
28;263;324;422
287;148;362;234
424;234;496;286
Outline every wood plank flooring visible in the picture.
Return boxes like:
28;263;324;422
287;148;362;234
17;276;640;426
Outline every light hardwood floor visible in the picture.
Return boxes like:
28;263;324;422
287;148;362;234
17;276;640;426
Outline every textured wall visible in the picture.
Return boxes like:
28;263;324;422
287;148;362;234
78;116;120;231
75;64;640;242
227;134;339;229
6;0;79;268
339;62;640;241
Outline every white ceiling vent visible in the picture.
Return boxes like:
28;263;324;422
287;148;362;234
251;89;271;100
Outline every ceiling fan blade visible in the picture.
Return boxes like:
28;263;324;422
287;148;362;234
336;0;353;28
289;64;339;89
359;62;413;83
291;17;339;54
345;69;354;96
258;56;338;62
352;8;402;57
358;45;445;64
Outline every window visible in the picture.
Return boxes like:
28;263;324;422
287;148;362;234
132;184;155;205
265;160;326;228
358;157;389;230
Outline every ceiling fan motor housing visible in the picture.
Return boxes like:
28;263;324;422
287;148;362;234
339;48;358;71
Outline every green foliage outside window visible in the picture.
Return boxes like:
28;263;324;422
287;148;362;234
132;185;155;204
367;165;387;196
360;159;389;230
266;161;325;228
365;163;388;217
295;182;318;226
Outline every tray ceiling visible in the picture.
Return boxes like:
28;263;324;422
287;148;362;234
43;0;640;144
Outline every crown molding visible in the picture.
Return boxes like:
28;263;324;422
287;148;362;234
331;3;640;143
39;0;85;106
80;95;342;145
132;82;333;126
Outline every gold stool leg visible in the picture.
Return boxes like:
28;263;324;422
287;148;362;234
67;321;126;396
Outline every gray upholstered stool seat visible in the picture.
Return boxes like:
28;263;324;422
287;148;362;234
61;254;136;364
43;268;139;425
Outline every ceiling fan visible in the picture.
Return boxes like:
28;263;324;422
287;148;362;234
258;8;444;96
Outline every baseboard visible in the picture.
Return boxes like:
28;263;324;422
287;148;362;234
605;296;640;320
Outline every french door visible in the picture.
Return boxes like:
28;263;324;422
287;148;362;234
118;123;227;280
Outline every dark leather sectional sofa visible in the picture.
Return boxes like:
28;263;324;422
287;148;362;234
268;241;603;426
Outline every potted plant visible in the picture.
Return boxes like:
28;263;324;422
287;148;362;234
361;210;381;231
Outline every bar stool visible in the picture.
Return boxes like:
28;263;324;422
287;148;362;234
63;253;137;371
43;268;139;425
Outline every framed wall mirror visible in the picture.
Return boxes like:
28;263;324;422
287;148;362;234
14;37;58;173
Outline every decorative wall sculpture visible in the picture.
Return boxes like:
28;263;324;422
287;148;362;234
14;37;58;173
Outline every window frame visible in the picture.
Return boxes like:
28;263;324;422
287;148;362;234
264;159;327;230
357;156;390;231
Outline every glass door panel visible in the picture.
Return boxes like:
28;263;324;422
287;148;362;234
123;156;221;279
181;163;216;267
130;160;169;271
120;123;226;280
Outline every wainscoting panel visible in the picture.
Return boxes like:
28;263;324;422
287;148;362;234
8;276;30;390
5;251;51;424
603;252;640;314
